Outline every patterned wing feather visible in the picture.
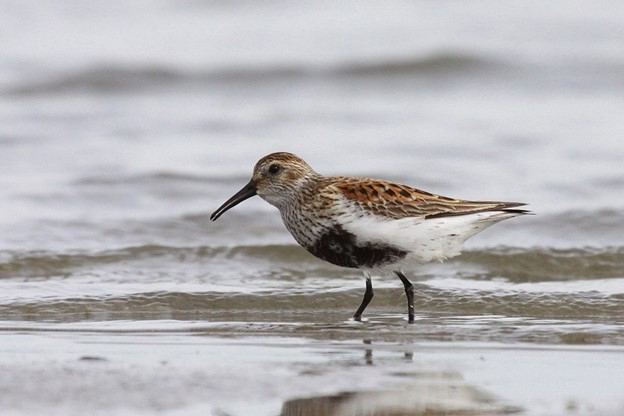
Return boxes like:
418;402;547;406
329;177;528;219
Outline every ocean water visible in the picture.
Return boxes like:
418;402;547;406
1;1;623;415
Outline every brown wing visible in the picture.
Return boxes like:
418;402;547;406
330;177;528;219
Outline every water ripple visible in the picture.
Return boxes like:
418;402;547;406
4;53;495;96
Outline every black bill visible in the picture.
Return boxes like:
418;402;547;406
210;179;257;221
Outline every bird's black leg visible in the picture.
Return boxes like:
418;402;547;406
353;275;373;321
395;271;415;323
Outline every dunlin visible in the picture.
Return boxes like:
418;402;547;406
210;152;529;322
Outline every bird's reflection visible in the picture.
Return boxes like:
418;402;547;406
362;339;413;365
280;339;520;416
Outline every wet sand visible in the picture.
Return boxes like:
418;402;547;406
1;320;623;415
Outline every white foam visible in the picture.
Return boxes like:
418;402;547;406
424;277;624;295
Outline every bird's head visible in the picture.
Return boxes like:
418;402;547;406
210;152;318;221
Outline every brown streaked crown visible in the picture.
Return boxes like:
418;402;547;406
251;152;320;209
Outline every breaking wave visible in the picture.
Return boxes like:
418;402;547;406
1;245;622;281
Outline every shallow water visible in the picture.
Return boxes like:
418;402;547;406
1;1;624;415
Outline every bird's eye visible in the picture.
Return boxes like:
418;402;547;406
268;164;280;174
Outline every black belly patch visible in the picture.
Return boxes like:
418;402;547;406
309;225;408;268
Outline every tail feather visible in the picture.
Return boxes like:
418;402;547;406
426;202;531;219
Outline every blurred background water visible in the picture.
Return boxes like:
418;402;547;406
0;1;623;415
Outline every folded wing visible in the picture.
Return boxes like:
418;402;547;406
329;177;529;219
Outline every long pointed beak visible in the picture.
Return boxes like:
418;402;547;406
210;179;257;221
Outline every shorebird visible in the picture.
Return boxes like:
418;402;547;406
210;152;529;322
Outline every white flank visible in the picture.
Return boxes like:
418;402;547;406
339;209;521;269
